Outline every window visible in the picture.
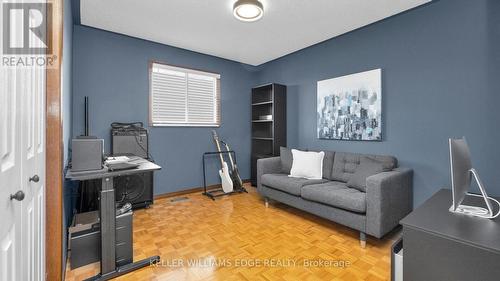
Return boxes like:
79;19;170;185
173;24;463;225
149;62;221;127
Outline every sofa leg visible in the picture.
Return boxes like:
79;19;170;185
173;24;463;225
360;232;366;248
264;198;269;208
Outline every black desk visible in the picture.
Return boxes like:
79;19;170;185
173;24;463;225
400;189;500;281
66;156;161;281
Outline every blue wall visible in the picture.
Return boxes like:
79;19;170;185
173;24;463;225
71;0;500;207
489;0;500;98
72;25;257;194
255;0;500;206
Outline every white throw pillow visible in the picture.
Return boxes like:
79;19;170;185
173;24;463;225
289;149;325;180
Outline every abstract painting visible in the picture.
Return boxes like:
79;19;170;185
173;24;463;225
317;69;382;141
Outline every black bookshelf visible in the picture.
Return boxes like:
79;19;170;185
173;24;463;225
251;83;286;186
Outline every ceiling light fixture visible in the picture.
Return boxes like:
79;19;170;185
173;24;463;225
233;0;264;22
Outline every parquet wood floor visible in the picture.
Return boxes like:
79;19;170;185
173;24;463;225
65;184;398;281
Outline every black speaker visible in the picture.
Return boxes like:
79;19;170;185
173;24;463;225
111;127;149;159
114;171;153;209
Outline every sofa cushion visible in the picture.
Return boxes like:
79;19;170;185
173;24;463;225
290;149;325;179
309;150;335;179
261;173;327;196
301;182;366;213
282;148;335;179
280;147;293;174
322;151;335;179
330;152;397;182
346;157;393;192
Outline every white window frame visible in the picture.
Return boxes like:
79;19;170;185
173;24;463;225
149;61;221;127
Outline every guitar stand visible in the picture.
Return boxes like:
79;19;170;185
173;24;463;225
202;151;248;200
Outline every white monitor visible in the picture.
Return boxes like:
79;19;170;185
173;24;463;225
449;137;499;219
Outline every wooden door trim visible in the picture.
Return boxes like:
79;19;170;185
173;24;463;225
46;0;63;280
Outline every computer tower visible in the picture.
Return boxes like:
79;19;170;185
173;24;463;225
71;138;104;172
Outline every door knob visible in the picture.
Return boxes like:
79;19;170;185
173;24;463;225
10;191;25;201
29;175;40;183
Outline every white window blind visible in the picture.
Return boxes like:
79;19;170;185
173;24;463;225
150;62;221;126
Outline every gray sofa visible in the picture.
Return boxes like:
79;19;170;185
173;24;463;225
257;149;413;247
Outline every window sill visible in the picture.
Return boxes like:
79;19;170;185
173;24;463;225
150;123;221;128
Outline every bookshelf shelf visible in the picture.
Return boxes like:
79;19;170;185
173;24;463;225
252;101;273;106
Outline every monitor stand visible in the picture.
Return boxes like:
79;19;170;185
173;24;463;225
449;168;500;219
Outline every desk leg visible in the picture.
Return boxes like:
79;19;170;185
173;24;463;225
100;177;116;274
84;176;160;281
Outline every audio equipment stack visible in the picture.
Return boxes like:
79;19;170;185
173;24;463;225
111;122;154;209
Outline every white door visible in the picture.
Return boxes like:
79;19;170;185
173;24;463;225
0;52;23;281
0;2;23;280
21;10;46;280
0;3;46;281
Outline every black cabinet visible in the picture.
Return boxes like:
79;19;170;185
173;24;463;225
70;210;133;269
250;83;286;186
400;189;500;281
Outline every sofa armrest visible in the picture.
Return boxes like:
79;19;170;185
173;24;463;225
365;167;413;238
257;157;281;189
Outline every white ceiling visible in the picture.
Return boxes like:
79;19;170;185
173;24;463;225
81;0;431;66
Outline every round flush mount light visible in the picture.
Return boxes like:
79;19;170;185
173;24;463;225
233;0;264;22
